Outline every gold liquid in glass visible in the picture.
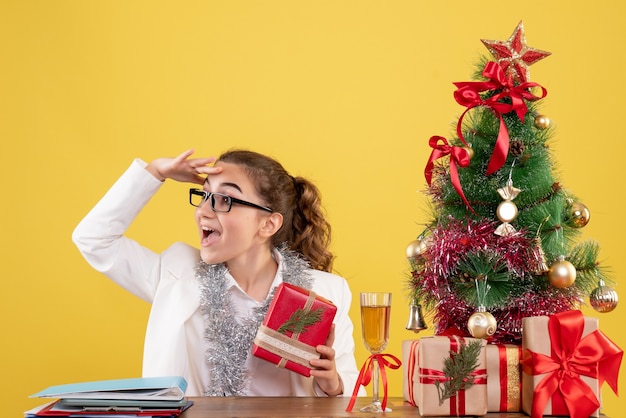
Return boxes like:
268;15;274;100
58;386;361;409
359;292;392;412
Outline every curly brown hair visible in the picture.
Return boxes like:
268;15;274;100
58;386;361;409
217;149;334;272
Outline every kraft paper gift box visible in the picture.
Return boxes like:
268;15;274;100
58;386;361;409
252;282;337;377
402;336;488;416
485;343;522;412
521;310;622;418
402;340;419;404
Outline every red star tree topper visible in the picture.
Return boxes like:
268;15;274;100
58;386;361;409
481;21;551;83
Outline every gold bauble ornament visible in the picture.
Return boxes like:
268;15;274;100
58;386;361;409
406;231;433;259
406;238;428;259
547;257;576;288
590;281;619;313
565;202;590;228
467;308;497;339
534;114;551;130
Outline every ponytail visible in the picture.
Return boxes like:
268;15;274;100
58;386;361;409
289;176;334;272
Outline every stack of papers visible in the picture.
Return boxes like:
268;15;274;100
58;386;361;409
25;376;192;418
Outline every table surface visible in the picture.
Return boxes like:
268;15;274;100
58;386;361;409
179;396;532;417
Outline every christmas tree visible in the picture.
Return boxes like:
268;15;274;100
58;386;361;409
406;21;618;344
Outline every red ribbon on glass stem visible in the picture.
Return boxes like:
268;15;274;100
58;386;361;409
453;61;547;175
345;353;402;412
424;135;474;214
520;310;623;418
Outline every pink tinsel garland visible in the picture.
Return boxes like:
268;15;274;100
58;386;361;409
411;217;578;344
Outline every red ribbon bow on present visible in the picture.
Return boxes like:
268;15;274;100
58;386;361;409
345;353;402;412
418;336;487;416
424;135;474;213
521;310;623;418
453;61;547;175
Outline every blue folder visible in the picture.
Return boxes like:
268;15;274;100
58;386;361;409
29;376;188;401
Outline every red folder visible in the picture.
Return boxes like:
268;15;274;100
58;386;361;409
30;399;192;417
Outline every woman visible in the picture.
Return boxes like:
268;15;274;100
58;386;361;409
72;148;362;398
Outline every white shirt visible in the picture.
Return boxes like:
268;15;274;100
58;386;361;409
226;271;294;396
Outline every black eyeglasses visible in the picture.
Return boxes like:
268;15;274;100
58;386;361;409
189;188;273;213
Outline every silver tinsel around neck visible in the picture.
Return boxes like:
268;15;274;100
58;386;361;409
196;246;313;396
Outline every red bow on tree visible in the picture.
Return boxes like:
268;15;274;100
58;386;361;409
453;61;547;175
424;135;474;214
521;310;623;418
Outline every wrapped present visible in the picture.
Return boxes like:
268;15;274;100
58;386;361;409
402;340;420;404
521;310;623;418
402;336;488;416
485;343;522;412
252;282;337;377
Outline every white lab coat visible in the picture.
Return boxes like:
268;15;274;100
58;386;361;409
72;159;363;397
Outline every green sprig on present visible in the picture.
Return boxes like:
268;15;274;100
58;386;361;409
435;340;483;406
277;307;324;334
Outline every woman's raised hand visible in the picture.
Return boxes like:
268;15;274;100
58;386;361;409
146;148;223;185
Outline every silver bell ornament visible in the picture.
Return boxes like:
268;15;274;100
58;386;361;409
405;301;428;333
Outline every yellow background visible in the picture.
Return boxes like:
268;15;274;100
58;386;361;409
2;1;624;416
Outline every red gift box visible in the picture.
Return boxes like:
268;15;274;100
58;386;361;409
252;282;337;377
485;343;522;412
521;310;623;418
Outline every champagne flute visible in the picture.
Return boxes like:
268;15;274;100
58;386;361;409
359;292;392;412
